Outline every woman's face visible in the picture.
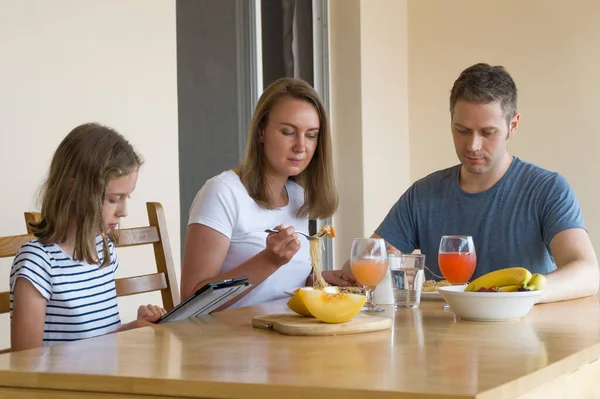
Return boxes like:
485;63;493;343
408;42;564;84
259;97;320;179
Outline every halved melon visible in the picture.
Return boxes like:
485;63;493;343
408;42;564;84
301;287;366;324
287;287;314;317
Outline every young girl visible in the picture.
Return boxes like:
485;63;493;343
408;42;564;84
180;78;356;308
10;123;166;351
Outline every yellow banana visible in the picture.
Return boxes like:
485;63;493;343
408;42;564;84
525;273;546;291
465;267;532;292
498;285;520;292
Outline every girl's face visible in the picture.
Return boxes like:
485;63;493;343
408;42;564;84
103;171;138;232
259;97;320;180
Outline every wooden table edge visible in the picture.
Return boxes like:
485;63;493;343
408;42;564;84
1;344;600;399
2;344;599;399
0;369;474;399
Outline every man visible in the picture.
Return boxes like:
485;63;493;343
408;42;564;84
363;63;598;303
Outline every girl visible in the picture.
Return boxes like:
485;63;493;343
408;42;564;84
10;123;166;351
180;77;356;307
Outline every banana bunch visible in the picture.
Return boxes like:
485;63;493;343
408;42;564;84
465;267;546;292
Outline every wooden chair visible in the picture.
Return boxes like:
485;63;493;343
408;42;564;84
23;211;40;233
23;202;180;310
0;233;35;354
1;202;178;354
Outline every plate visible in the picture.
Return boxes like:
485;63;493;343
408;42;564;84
283;287;366;297
421;291;444;301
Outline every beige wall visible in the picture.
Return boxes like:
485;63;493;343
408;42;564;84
330;0;409;266
330;0;364;267
330;0;600;270
407;0;600;258
0;0;179;349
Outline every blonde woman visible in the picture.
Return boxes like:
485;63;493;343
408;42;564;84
181;78;355;307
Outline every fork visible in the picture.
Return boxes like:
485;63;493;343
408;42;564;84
424;265;445;280
264;229;323;241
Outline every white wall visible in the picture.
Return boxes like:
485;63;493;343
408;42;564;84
0;0;179;349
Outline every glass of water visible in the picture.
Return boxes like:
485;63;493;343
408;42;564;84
389;253;426;309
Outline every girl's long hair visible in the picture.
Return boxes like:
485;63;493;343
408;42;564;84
31;123;142;266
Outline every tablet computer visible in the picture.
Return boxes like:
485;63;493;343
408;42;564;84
157;276;251;324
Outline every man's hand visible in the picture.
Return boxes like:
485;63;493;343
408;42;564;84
323;270;358;286
306;270;359;287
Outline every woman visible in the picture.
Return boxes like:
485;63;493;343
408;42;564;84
180;77;355;307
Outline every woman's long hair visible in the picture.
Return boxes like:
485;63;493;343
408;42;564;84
238;78;338;219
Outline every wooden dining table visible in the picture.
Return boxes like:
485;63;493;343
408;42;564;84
0;295;599;399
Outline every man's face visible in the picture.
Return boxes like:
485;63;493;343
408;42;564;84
451;100;519;176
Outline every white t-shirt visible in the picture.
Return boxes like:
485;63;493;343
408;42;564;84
188;170;312;308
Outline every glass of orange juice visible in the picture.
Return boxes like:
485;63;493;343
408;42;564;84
438;235;477;310
350;238;388;312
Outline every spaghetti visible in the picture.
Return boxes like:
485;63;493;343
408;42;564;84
310;238;329;289
309;224;336;290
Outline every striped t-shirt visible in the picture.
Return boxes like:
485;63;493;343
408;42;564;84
10;235;121;346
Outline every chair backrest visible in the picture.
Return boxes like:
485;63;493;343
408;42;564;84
0;233;36;315
22;202;180;310
23;211;39;233
0;233;36;354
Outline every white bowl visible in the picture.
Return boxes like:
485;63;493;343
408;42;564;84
438;284;543;322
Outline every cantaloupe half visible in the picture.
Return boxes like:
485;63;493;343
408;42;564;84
289;287;366;324
287;287;314;317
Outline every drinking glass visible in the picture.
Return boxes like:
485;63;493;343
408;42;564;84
438;235;476;310
389;253;426;309
350;238;388;312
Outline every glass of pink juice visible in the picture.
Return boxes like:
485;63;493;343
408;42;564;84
438;235;477;310
350;238;388;312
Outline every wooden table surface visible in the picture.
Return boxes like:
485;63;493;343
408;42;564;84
1;296;600;399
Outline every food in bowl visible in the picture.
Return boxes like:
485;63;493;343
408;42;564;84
465;267;546;293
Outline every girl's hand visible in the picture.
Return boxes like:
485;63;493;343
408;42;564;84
137;304;166;319
117;313;163;333
116;305;166;333
264;224;301;267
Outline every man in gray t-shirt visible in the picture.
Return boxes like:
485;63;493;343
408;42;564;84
376;157;582;279
372;63;598;303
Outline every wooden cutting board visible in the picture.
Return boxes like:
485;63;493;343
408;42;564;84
252;313;392;336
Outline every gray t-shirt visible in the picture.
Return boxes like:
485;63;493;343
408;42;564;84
376;157;585;280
